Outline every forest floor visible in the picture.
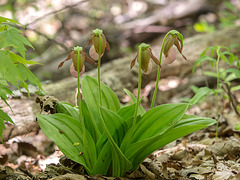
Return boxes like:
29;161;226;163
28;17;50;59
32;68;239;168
1;81;240;180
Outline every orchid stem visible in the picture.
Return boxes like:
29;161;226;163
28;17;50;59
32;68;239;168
76;51;90;168
150;32;171;109
98;35;102;106
130;46;142;142
215;47;221;138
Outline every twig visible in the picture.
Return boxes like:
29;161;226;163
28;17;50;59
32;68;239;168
221;80;240;116
24;27;69;51
18;167;34;179
25;0;88;27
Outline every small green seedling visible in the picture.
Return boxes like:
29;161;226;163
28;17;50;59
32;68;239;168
191;45;240;137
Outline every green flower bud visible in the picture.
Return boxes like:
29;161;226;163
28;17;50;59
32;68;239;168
86;28;110;56
163;34;187;64
130;43;161;73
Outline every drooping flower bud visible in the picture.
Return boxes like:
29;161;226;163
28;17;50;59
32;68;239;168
86;28;110;58
58;46;97;77
163;34;187;64
130;43;161;73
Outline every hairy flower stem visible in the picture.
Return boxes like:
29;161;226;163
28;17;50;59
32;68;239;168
151;32;171;109
130;47;142;142
98;35;102;106
76;51;90;167
215;47;221;138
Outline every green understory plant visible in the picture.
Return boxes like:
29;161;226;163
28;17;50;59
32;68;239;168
37;29;215;177
191;45;240;137
0;16;44;142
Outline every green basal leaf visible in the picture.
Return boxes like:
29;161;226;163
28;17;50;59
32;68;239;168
92;141;112;175
122;103;188;164
99;107;132;177
81;75;120;132
0;108;14;142
57;101;100;143
126;114;215;170
132;103;188;143
37;113;97;173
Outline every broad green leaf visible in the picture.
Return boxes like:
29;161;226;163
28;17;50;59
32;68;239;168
56;101;100;143
132;103;188;142
99;107;131;177
0;25;34;57
100;107;126;146
81;75;120;132
0;108;14;142
37;113;97;173
126;114;215;170
189;87;213;105
56;102;80;120
92;141;112;175
81;101;101;143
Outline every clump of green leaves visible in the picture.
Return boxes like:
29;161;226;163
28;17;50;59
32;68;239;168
191;45;240;137
37;29;215;177
0;16;44;141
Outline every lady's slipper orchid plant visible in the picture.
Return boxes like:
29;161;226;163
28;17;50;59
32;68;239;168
163;35;187;64
37;29;216;178
86;28;110;105
151;30;187;108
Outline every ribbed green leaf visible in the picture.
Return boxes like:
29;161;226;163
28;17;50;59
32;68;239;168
57;101;100;144
132;103;188;143
92;141;112;175
125;114;215;170
37;113;97;173
99;107;131;177
81;76;120;132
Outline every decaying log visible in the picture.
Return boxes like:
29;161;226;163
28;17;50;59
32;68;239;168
43;27;240;103
2;27;240;142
